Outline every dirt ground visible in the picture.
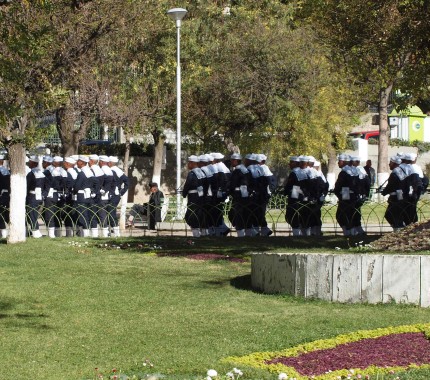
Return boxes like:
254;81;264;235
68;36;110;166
372;220;430;252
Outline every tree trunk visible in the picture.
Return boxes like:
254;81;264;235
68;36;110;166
152;131;165;186
123;137;130;177
56;107;84;156
224;137;240;155
8;143;27;243
326;144;337;190
62;141;80;157
377;84;393;187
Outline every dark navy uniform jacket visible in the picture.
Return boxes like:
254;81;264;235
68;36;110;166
26;168;47;204
73;166;95;204
0;166;10;206
99;166;115;201
111;166;129;197
183;168;205;204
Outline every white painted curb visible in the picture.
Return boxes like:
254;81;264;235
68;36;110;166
251;253;430;307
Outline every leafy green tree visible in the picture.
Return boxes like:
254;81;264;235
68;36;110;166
179;1;357;165
47;1;123;156
0;0;121;241
0;1;56;242
97;0;176;191
301;0;430;184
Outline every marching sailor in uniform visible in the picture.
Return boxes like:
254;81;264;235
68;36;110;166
229;153;251;237
63;157;78;237
182;155;206;237
334;154;359;236
0;154;10;239
73;155;96;237
26;156;47;238
98;155;115;237
108;156;129;237
381;156;409;231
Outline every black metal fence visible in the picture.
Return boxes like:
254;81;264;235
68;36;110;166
3;194;430;237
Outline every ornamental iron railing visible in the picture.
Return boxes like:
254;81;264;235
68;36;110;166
0;194;429;238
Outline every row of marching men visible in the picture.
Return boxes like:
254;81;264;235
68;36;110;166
283;155;329;236
333;154;372;236
334;152;427;235
182;152;277;237
0;154;128;238
379;152;428;231
183;151;426;237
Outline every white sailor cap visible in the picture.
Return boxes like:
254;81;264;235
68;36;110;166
289;156;300;162
78;155;89;163
89;154;99;161
0;155;5;160
245;153;257;161
99;155;110;162
390;156;402;165
397;152;405;159
338;154;351;161
109;156;119;163
65;157;76;165
308;156;316;163
43;155;53;163
212;152;224;160
53;156;63;163
404;153;416;161
71;155;79;161
188;155;200;162
314;161;321;167
256;154;267;162
350;156;361;162
29;156;39;163
230;153;242;160
299;155;310;162
198;154;209;162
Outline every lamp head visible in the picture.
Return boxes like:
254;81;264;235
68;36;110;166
167;8;187;23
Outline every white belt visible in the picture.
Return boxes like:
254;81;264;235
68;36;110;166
188;190;198;194
234;187;241;191
78;188;91;198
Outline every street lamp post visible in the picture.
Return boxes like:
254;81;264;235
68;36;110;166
167;7;187;219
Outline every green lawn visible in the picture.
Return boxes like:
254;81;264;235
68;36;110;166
1;237;430;380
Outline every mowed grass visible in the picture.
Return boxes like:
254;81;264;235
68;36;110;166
1;237;430;380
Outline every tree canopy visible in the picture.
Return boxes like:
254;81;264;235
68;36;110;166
178;1;359;163
2;0;429;168
300;0;430;177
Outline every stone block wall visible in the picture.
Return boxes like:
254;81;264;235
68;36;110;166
251;253;430;307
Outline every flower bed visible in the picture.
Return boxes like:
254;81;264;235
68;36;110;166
225;324;430;379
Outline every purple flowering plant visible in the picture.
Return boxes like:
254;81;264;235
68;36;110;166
224;323;430;380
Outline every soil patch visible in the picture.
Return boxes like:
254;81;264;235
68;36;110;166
372;220;430;252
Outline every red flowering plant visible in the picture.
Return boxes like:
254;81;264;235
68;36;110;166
224;324;430;380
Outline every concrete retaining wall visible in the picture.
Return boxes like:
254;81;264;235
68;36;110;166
251;253;430;307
